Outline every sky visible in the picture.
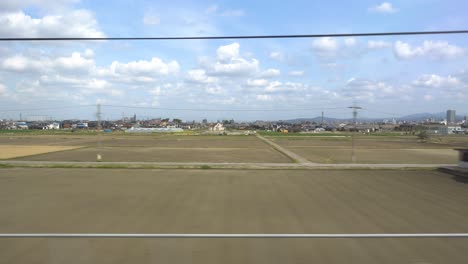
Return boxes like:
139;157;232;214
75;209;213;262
0;0;467;121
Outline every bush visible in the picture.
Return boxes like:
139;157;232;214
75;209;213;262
417;130;430;141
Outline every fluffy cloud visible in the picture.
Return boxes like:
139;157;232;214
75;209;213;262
393;40;464;59
247;79;269;87
340;78;401;101
369;2;398;13
312;37;339;57
207;43;259;76
217;42;240;61
258;68;280;78
412;74;460;88
0;10;105;38
186;69;218;84
264;81;312;93
107;58;180;77
0;0;79;11
211;58;259;76
312;38;363;58
2;51;94;73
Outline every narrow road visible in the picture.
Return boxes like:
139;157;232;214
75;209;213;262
256;134;312;164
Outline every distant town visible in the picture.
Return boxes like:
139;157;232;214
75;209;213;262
1;109;467;135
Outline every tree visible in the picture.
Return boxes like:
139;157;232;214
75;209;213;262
173;118;182;124
417;130;430;141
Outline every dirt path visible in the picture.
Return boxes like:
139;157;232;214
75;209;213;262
0;160;455;169
256;135;312;164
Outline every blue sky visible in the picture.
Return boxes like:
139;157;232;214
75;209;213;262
0;0;467;121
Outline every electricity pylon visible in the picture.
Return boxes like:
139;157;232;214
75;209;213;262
348;105;362;163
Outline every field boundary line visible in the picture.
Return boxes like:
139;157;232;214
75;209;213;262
1;233;468;238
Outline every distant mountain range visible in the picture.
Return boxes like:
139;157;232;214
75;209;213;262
284;112;466;123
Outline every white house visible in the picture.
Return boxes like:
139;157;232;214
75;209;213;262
210;123;225;131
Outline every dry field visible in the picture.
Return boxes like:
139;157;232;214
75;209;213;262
1;134;467;164
2;135;293;163
270;136;465;164
0;168;467;263
0;145;82;159
13;146;291;163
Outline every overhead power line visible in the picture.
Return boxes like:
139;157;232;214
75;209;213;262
1;30;468;41
101;104;348;112
0;104;348;113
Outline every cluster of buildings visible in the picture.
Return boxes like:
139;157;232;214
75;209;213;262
1;109;467;135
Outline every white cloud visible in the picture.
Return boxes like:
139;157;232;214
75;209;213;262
1;51;94;73
393;40;464;60
340;78;400;102
258;68;280;78
0;0;79;11
369;2;398;13
247;79;269;87
212;58;259;76
368;40;391;49
83;49;94;59
312;37;339;56
217;42;240;61
264;81;310;93
108;58;180;76
269;51;283;61
187;69;218;84
0;10;105;38
412;74;460;88
288;71;304;76
143;13;160;25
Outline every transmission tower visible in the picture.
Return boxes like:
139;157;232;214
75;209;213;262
96;104;102;161
348;105;362;163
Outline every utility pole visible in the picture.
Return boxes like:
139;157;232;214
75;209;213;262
348;105;362;163
321;111;324;126
96;104;102;161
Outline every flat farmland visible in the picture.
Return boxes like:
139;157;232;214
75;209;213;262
1;168;467;263
3;135;292;163
0;145;82;159
0;135;267;148
13;146;290;163
269;136;464;164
